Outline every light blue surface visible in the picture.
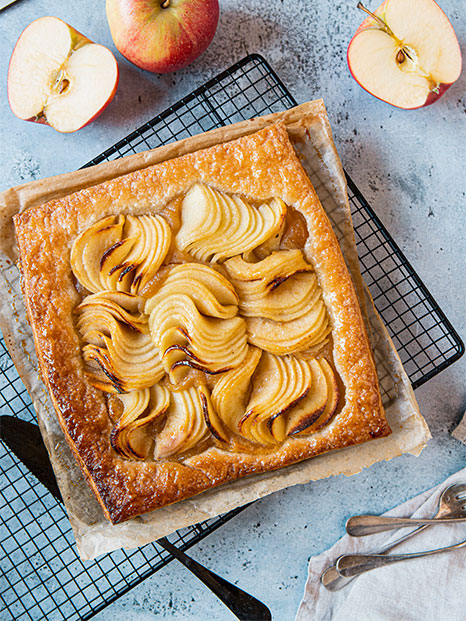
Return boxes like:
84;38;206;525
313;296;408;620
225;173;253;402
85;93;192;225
1;1;465;619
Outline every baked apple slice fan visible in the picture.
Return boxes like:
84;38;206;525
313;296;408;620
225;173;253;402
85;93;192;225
70;184;341;460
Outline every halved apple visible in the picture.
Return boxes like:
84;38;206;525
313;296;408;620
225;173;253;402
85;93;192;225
176;184;287;262
347;0;462;109
8;16;119;133
111;385;170;459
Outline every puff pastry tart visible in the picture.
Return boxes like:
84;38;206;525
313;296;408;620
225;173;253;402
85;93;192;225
14;123;390;523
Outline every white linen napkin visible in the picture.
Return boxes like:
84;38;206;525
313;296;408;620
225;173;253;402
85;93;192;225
297;467;466;621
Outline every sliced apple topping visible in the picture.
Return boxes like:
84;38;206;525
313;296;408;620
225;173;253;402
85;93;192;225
237;354;339;445
236;272;319;321
147;294;247;384
224;250;313;289
155;263;238;319
227;251;331;355
176;183;287;262
71;213;171;294
76;290;163;393
111;385;170;459
211;346;262;433
146;264;248;383
287;358;339;437
155;386;211;459
246;302;331;355
225;250;323;323
239;353;312;445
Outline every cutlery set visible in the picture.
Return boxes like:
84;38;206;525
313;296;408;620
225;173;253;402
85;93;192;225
322;482;466;591
1;412;465;614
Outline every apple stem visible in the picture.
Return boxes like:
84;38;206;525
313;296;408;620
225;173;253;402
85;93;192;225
357;2;415;63
356;2;395;37
160;0;170;7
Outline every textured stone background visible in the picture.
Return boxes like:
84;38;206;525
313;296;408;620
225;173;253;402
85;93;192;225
0;0;465;619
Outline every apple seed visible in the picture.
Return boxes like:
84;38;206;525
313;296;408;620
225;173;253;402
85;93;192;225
59;78;70;94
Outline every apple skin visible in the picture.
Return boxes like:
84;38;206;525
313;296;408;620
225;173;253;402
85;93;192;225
7;17;119;133
347;0;462;110
106;0;219;73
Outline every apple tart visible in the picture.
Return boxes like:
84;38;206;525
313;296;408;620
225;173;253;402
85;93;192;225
14;123;390;523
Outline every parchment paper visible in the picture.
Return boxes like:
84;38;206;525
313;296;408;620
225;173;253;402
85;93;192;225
0;100;430;560
453;412;466;444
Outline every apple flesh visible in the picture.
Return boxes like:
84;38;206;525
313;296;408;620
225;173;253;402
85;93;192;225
347;0;462;109
8;16;119;133
106;0;219;73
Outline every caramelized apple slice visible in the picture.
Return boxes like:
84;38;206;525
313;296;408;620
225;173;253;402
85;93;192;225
198;384;228;442
155;386;210;458
70;213;170;294
238;353;312;445
225;250;321;322
76;290;163;393
71;215;125;293
107;214;171;294
156;263;238;319
211;347;262;432
298;358;339;435
285;359;328;435
246;299;331;354
146;268;248;383
236;272;319;321
111;385;170;459
175;184;222;250
224;249;312;288
176;184;286;262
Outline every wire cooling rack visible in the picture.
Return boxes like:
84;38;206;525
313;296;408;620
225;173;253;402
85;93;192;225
0;54;464;621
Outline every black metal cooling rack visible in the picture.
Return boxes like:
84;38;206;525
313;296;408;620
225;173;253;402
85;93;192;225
0;53;463;621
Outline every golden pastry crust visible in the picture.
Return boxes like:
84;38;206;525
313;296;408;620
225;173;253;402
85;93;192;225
14;123;390;523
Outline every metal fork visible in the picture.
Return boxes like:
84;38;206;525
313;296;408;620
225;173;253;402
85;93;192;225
336;535;466;577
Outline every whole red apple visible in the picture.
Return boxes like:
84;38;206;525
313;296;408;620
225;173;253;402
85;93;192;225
8;16;119;133
347;0;462;109
106;0;219;73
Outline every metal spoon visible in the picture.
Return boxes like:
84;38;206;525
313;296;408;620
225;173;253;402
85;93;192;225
336;536;466;578
321;483;466;591
346;483;466;536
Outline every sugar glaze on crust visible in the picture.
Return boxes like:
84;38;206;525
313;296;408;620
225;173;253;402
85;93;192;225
14;124;390;523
